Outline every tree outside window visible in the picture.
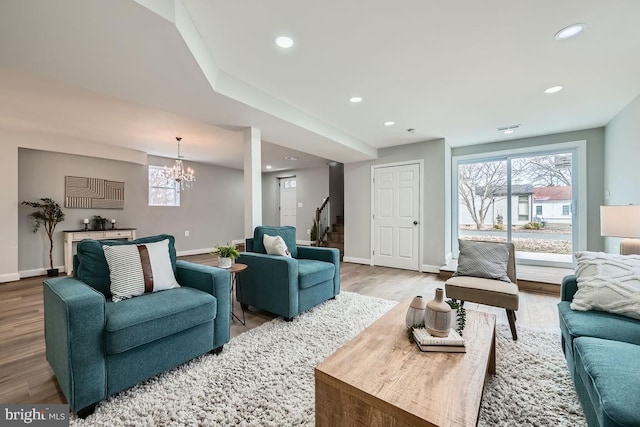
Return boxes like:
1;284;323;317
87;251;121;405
149;166;180;207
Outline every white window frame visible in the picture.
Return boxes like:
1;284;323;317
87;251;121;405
148;165;181;207
452;140;587;267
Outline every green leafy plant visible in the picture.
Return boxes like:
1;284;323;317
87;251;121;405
523;221;541;230
446;299;466;335
310;219;318;241
93;215;108;229
211;244;240;260
21;197;66;272
406;324;424;344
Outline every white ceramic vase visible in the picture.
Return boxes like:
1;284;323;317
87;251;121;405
425;288;452;337
218;257;232;268
405;295;427;328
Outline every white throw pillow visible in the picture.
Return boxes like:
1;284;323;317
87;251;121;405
263;234;292;257
103;239;180;302
571;251;640;320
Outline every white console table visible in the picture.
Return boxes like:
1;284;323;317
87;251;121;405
64;229;137;275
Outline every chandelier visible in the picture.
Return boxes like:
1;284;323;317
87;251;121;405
164;136;195;189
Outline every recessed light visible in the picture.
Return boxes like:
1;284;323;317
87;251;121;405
349;96;362;103
285;156;298;161
503;129;515;135
555;24;586;40
544;86;563;94
274;36;294;48
266;165;273;170
383;121;395;127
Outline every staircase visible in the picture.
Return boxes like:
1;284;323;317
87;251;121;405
322;216;344;260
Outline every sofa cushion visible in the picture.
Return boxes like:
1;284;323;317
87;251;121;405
445;275;519;310
574;337;640;427
558;301;640;360
103;239;180;302
455;240;511;282
298;259;335;289
76;234;177;297
104;287;216;355
262;234;292;257
572;251;640;320
252;226;298;258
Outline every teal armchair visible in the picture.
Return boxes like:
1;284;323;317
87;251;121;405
43;234;230;416
237;226;340;320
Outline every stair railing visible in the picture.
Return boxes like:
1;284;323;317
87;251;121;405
315;197;330;246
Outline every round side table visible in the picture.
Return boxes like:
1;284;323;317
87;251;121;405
227;263;248;325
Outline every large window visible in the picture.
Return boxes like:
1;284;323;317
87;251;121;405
148;165;180;207
454;142;585;267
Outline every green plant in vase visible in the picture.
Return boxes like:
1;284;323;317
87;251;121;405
310;219;318;243
211;244;240;268
93;215;108;230
21;197;66;277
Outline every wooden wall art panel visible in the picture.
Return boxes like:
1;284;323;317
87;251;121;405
65;176;125;209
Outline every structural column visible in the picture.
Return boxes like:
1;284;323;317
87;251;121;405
244;127;262;238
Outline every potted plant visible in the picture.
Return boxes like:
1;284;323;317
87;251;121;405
93;215;108;231
21;197;66;277
310;219;318;245
211;243;240;268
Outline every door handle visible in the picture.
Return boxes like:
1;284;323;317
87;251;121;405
413;221;418;225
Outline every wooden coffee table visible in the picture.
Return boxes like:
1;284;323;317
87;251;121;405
315;300;496;426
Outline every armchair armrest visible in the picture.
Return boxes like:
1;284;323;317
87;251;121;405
236;252;299;318
43;277;106;412
561;275;578;301
176;260;231;348
297;246;340;295
297;246;339;264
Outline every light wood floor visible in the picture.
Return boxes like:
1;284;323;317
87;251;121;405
0;258;561;405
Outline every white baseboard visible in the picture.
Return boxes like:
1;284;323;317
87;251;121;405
232;239;246;246
297;240;312;246
421;264;442;274
343;257;371;265
176;247;216;257
0;272;21;283
19;265;67;279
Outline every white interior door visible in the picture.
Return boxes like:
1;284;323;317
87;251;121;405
279;178;297;227
373;163;420;270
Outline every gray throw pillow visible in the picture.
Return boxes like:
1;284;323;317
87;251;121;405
455;240;511;283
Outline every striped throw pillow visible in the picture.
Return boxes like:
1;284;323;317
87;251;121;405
103;239;180;302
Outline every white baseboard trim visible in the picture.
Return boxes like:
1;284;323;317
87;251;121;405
0;272;21;283
232;239;245;246
19;265;67;279
421;264;442;274
176;247;215;257
343;257;372;265
297;240;312;246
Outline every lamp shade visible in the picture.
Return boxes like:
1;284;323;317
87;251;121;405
600;205;640;238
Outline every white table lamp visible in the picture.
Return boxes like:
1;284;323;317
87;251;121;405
600;205;640;255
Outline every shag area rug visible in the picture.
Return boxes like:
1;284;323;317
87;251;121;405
71;292;585;426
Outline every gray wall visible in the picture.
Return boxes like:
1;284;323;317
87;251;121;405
452;127;606;252
18;148;244;272
344;139;451;270
262;166;329;241
604;93;640;253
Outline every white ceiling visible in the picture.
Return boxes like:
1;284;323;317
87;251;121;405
1;0;639;171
